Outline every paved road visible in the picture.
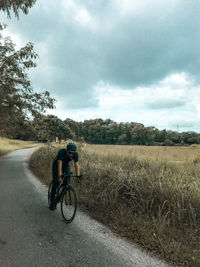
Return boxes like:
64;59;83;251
0;148;170;267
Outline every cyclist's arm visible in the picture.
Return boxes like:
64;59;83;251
58;160;63;183
74;161;80;176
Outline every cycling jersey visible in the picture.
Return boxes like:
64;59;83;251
52;149;78;178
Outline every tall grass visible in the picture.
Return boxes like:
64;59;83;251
0;137;39;156
30;143;200;266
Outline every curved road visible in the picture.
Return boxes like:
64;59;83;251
0;148;170;267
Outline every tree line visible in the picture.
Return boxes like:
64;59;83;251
3;115;199;146
0;1;200;146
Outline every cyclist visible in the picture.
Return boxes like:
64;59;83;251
49;142;80;210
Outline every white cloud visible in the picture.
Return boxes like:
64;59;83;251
159;72;193;89
195;105;200;120
112;0;181;17
59;0;97;30
94;73;191;111
48;72;200;132
74;9;96;29
113;0;151;16
2;29;24;50
95;82;135;107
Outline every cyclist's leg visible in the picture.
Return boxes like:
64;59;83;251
65;164;71;182
50;180;59;205
50;164;59;210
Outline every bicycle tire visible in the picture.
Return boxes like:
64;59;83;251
48;181;53;206
61;186;77;223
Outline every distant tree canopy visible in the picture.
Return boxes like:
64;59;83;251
32;115;75;142
0;25;55;137
0;0;36;18
70;119;200;146
17;116;200;146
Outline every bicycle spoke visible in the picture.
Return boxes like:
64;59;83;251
61;186;77;223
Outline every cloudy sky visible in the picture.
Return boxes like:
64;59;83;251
1;0;200;132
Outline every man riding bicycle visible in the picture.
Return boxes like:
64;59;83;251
49;142;80;210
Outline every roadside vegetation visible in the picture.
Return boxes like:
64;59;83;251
30;143;200;267
0;137;39;157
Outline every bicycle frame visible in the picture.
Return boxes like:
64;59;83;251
55;173;78;203
48;172;82;223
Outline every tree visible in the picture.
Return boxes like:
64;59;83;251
118;133;127;144
64;118;81;140
155;129;167;143
33;115;75;142
0;26;55;137
0;0;36;19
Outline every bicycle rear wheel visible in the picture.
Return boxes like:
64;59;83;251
48;181;53;206
61;186;77;223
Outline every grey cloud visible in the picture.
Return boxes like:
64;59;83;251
146;99;186;109
2;0;200;109
100;2;200;88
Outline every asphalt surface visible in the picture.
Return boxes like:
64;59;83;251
0;148;171;267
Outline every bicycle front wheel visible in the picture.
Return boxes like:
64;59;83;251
61;186;77;223
48;181;53;206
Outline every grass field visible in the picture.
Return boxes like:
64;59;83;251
86;143;200;163
0;137;39;157
30;143;200;267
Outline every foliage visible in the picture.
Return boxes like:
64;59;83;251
0;0;36;19
0;26;55;138
64;118;200;146
17;116;200;145
33;115;75;142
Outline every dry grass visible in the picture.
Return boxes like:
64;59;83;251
86;144;200;163
30;143;200;267
0;137;39;157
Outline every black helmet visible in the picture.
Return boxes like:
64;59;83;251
66;142;77;152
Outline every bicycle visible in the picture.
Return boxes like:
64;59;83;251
48;173;82;223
